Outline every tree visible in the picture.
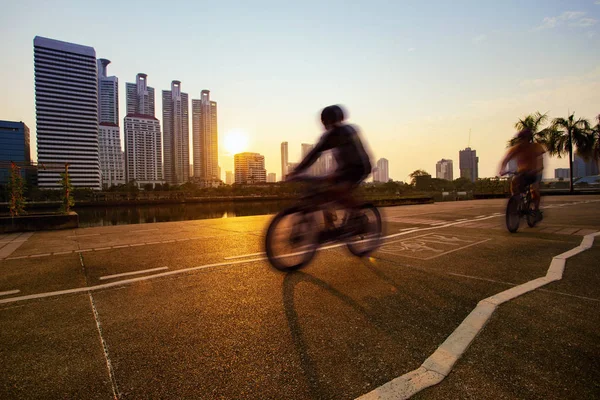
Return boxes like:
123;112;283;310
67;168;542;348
592;114;600;163
508;112;552;146
8;162;26;216
545;113;592;193
408;169;430;186
58;171;74;213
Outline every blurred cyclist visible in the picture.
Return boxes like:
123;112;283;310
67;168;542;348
286;105;372;230
499;128;546;215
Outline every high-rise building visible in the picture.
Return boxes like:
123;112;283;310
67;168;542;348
301;143;317;176
234;152;266;184
281;141;288;181
0;120;31;185
373;158;390;182
225;170;234;185
192;90;218;180
554;168;569;179
267;172;276;183
163;81;189;185
435;158;453;181
459;147;478;182
97;59;125;188
34;36;100;189
124;73;163;186
573;155;599;178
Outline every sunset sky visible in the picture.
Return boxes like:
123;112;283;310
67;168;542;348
1;0;599;181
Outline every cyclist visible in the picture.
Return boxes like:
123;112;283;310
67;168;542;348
499;128;546;217
286;105;373;231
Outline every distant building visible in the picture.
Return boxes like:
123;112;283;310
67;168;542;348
436;159;453;181
287;162;299;175
459;147;478;182
573;155;599;178
97;59;125;189
267;172;276;183
34;36;100;189
225;170;234;185
124;73;163;187
192;90;218;180
281;142;288;181
373;158;389;182
163;80;189;184
0;120;31;185
554;168;569;179
234;152;266;184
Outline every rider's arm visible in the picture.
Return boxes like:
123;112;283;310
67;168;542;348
499;146;517;174
292;132;334;175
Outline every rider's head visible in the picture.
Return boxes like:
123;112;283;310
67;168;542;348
321;105;345;129
516;128;533;143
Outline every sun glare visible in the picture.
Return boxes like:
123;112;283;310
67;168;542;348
223;130;249;155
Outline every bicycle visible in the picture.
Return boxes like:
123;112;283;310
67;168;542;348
264;176;383;271
503;172;543;233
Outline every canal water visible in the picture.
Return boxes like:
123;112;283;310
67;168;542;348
72;201;291;228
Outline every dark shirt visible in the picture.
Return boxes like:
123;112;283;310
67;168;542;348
294;124;372;182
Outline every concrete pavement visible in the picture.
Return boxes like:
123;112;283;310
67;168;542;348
0;196;599;399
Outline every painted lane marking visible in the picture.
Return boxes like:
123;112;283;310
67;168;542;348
356;231;600;400
399;228;416;232
99;267;169;281
455;218;468;222
0;257;267;305
131;228;159;233
0;290;20;297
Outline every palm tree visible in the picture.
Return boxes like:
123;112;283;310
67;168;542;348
508;111;551;146
592;114;600;163
545;113;592;193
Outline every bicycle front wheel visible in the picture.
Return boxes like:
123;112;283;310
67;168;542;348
346;204;383;257
505;195;520;233
265;207;319;271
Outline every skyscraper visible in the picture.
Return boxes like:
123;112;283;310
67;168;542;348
124;73;163;186
374;158;389;182
301;143;316;176
163;81;189;184
573;154;599;178
435;158;453;181
34;36;100;189
0;120;31;185
192;90;218;180
267;172;276;183
281;141;288;181
225;170;234;185
234;152;266;184
97;59;125;188
459;147;479;182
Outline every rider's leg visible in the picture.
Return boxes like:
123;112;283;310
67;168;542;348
531;182;541;210
323;209;336;230
510;175;520;196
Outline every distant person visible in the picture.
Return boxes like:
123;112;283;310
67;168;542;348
286;105;372;230
499;128;545;215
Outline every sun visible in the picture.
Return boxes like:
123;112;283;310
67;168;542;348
223;130;249;155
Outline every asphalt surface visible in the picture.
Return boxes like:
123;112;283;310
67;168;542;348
0;196;599;399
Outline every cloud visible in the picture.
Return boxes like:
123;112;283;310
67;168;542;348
472;34;487;44
535;11;594;30
407;47;415;52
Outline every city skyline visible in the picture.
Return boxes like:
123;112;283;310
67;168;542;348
2;1;599;182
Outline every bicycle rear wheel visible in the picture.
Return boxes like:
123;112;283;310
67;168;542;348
505;195;520;233
526;201;538;227
346;204;383;257
265;207;319;271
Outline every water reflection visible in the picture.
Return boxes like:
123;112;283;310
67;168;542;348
72;201;291;228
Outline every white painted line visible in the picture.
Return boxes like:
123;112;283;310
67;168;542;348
99;267;169;280
474;215;487;219
29;253;51;258
131;228;159;233
399;228;416;231
356;231;599;400
0;256;267;305
455;218;468;222
224;251;266;260
0;290;20;296
94;247;112;251
5;255;29;260
112;245;130;249
53;251;74;255
75;249;92;253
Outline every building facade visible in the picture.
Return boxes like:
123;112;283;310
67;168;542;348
459;147;479;182
373;158;390;182
554;168;570;179
573;155;599;178
267;172;276;183
97;59;125;188
234;152;266;184
435;158;453;181
280;141;288;181
225;170;234;185
163;81;189;185
0;120;31;185
124;73;163;186
192;90;218;180
34;36;100;189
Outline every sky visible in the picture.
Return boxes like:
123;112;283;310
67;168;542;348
1;0;599;182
